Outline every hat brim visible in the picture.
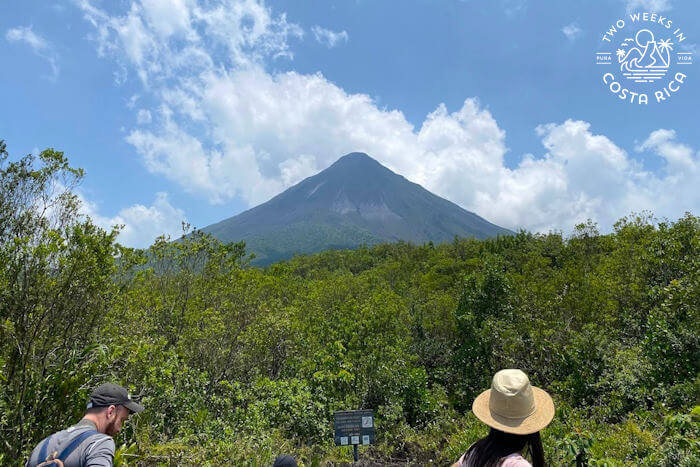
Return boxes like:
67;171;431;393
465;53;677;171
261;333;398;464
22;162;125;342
123;400;145;413
472;386;554;435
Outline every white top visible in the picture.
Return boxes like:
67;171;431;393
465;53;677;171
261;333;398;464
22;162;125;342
457;451;532;467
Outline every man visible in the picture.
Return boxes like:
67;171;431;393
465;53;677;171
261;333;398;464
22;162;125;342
26;383;144;467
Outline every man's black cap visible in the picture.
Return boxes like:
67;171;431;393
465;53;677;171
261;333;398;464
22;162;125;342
273;455;297;467
87;383;144;413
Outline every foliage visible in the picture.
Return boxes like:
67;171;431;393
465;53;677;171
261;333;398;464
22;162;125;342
0;141;119;458
1;142;698;465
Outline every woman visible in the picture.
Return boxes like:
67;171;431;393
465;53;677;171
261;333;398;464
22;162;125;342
453;369;554;467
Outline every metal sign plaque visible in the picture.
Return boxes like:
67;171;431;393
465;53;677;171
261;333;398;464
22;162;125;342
333;409;375;446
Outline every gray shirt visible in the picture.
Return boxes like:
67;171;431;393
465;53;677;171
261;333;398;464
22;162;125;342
26;419;114;467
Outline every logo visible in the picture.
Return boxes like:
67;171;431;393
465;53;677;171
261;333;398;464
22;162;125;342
596;12;693;104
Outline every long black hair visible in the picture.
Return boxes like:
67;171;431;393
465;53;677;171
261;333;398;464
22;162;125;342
462;428;545;467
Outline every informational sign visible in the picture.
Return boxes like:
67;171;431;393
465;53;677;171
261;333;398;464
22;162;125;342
334;409;375;446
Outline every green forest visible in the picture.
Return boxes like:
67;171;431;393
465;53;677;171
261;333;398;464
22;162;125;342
1;144;698;465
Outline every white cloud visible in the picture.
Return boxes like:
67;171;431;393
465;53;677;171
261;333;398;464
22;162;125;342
137;109;152;124
562;23;582;41
140;0;197;40
6;26;49;50
82;192;187;248
490;122;698;231
5;26;59;79
126;67;420;205
127;94;140;108
624;0;672;12
77;0;698;235
311;26;348;48
77;0;302;85
637;128;698;178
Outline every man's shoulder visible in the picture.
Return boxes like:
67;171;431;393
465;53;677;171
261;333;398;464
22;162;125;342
80;431;115;466
66;427;114;461
84;432;115;452
27;425;114;466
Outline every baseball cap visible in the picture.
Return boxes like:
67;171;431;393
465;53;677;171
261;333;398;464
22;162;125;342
87;383;145;413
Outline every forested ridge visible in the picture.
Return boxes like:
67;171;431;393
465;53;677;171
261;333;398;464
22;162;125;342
1;144;698;465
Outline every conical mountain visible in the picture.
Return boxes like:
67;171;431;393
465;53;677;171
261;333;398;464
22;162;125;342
202;152;512;265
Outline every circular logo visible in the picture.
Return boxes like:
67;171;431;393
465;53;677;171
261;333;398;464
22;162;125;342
596;12;693;104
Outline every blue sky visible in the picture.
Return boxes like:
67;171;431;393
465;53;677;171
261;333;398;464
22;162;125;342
1;0;698;247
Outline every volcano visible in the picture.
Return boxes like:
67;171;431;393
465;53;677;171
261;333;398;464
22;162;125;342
201;152;512;265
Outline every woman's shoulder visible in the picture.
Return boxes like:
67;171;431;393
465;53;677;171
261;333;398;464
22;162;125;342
498;453;532;467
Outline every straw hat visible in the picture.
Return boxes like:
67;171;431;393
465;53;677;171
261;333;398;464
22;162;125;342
472;369;554;435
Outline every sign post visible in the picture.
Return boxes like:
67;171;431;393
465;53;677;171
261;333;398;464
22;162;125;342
334;409;375;463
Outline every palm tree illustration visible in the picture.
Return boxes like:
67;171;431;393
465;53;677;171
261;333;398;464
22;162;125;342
655;38;674;67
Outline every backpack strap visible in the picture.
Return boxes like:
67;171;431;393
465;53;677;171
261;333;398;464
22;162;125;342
56;430;100;462
38;434;54;462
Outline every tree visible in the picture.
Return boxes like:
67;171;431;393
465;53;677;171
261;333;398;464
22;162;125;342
0;141;119;458
452;258;513;409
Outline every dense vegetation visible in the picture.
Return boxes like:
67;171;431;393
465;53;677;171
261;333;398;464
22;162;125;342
1;143;698;465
